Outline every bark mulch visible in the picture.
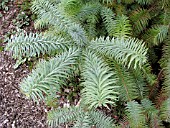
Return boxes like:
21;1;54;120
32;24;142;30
0;1;48;127
0;51;48;128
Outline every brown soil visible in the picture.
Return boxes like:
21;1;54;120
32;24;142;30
0;51;48;128
0;0;36;39
0;1;48;128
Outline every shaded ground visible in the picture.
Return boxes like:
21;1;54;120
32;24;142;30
0;2;18;39
0;1;36;39
0;51;48;128
0;1;48;128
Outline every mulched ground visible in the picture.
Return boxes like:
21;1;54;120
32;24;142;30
0;1;48;128
0;0;36;39
0;51;48;128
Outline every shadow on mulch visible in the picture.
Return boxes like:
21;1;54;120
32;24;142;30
0;51;48;128
0;1;48;127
